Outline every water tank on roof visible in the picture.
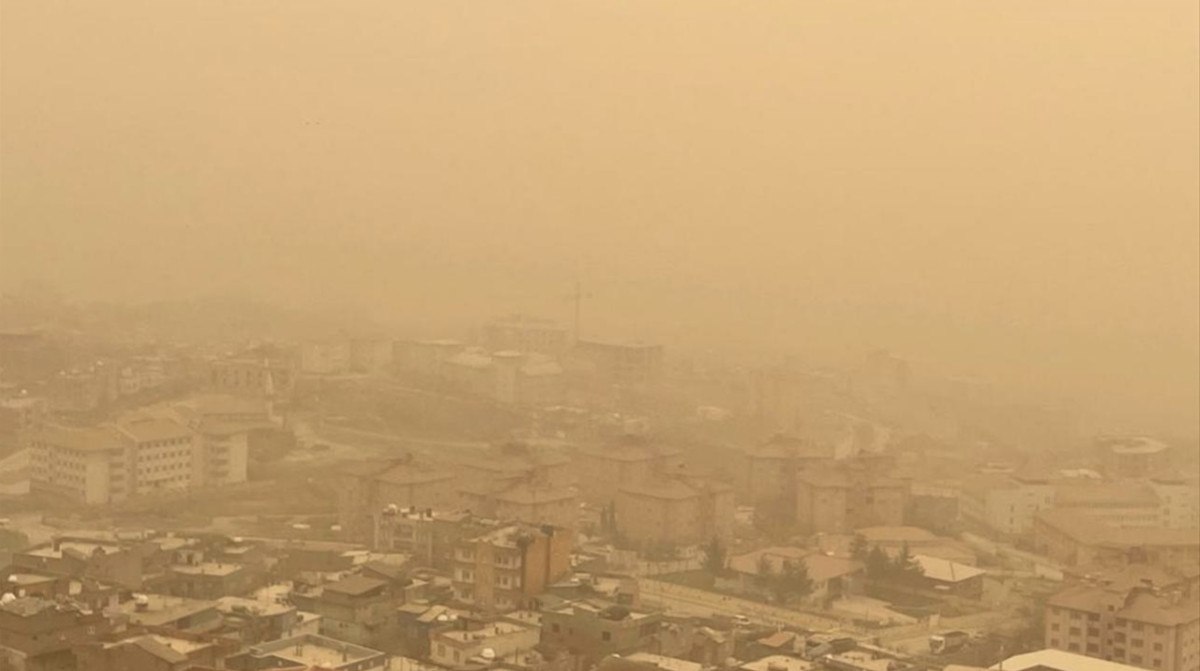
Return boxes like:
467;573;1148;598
481;648;496;660
0;593;16;605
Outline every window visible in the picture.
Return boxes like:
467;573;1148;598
1088;644;1099;653
1050;638;1060;647
1153;660;1162;668
602;631;612;642
1070;627;1081;636
1134;639;1144;648
551;624;560;633
1133;623;1145;632
1089;614;1100;622
1068;643;1080;652
1131;656;1143;665
1051;624;1060;632
1154;643;1163;652
1071;612;1082;620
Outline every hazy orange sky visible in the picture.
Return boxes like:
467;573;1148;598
2;1;1197;434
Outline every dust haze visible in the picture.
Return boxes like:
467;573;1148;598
0;3;1199;671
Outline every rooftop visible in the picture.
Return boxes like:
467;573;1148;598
993;649;1146;671
625;653;704;671
740;655;816;671
1037;509;1200;548
436;620;531;644
172;562;243;577
913;554;986;583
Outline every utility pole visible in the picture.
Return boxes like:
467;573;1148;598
567;280;591;344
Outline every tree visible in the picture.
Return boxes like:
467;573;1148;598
892;542;924;584
865;545;891;580
780;558;813;602
755;554;775;590
702;537;728;577
850;534;870;562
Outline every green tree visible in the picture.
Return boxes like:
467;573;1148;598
892;542;924;584
702;537;728;577
866;545;891;580
850;534;870;561
780;558;813;602
755;554;775;590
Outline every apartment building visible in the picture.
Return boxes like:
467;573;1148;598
573;435;683;504
1034;509;1200;567
571;340;664;384
208;357;294;398
1151;476;1200;530
29;412;249;505
1099;437;1171;480
540;600;662;664
337;457;459;542
1054;483;1164;528
795;458;908;534
1045;574;1200;671
958;472;1056;536
290;575;397;650
615;475;734;548
460;480;579;531
482;314;570;355
738;434;835;509
451;524;573;611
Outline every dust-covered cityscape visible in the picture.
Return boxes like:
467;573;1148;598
1;2;1198;671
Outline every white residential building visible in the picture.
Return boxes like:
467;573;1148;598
959;473;1056;536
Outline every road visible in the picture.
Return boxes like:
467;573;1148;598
639;578;844;632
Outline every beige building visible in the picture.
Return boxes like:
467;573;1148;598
1099;437;1171;480
460;479;578;530
574;435;683;504
1034;509;1200;568
29;409;250;505
795;458;908;534
482;314;569;355
451;523;573;611
337;457;459;541
739;433;836;509
1046;572;1199;671
615;475;734;548
958;472;1056;536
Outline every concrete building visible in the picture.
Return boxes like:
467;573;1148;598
958;473;1056;537
1054;482;1164;528
724;547;863;605
1151;476;1200;530
540;600;662;664
795;458;908;534
430;620;540;670
208;357;293;398
74;633;226;671
300;340;352;375
572;340;664;384
451;524;573;611
224;633;387;670
574;435;683;504
1034;509;1200;567
0;597;112;671
853;526;976;566
461;480;579;531
1099;437;1171;480
337;457;459;542
738;434;835;509
290;575;398;650
28;411;249;505
615;475;734;549
482;315;570;355
113;594;223;634
990;649;1148;671
1045;573;1199;671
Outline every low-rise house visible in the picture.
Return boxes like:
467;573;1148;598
111;594;223;634
166;561;258;600
0;597;113;671
290;575;398;650
852;526;976;566
910;555;986;599
12;536;151;589
224;632;387;670
991;648;1153;671
215;596;303;644
724;547;863;605
74;633;226;671
738;655;816;671
430;620;540;669
539;599;662;664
